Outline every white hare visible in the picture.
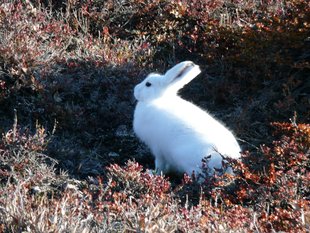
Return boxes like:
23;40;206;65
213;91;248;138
133;61;241;176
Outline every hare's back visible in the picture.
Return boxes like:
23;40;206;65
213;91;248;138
163;98;241;157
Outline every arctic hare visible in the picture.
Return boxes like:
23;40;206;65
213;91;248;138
133;61;241;176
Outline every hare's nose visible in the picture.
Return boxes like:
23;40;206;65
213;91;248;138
131;94;137;104
133;85;140;101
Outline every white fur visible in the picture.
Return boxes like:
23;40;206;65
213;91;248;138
133;61;241;176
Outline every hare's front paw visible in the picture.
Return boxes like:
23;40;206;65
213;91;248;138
155;157;171;175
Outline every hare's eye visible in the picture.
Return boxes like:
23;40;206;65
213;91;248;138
145;82;152;87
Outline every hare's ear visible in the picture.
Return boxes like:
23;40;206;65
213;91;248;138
163;61;201;92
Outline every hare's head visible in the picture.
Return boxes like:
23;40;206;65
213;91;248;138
134;61;201;102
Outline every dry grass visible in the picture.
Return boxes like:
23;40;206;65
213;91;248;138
0;0;309;232
0;122;308;232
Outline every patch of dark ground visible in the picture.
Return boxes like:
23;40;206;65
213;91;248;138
0;55;309;180
0;62;153;179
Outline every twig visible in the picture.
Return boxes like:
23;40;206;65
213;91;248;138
13;109;18;142
237;138;259;150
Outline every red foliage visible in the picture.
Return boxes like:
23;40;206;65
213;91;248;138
200;122;310;232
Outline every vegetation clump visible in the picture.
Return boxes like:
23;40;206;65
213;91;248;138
0;0;309;232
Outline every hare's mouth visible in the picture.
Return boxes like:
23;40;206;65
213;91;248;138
175;62;195;79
